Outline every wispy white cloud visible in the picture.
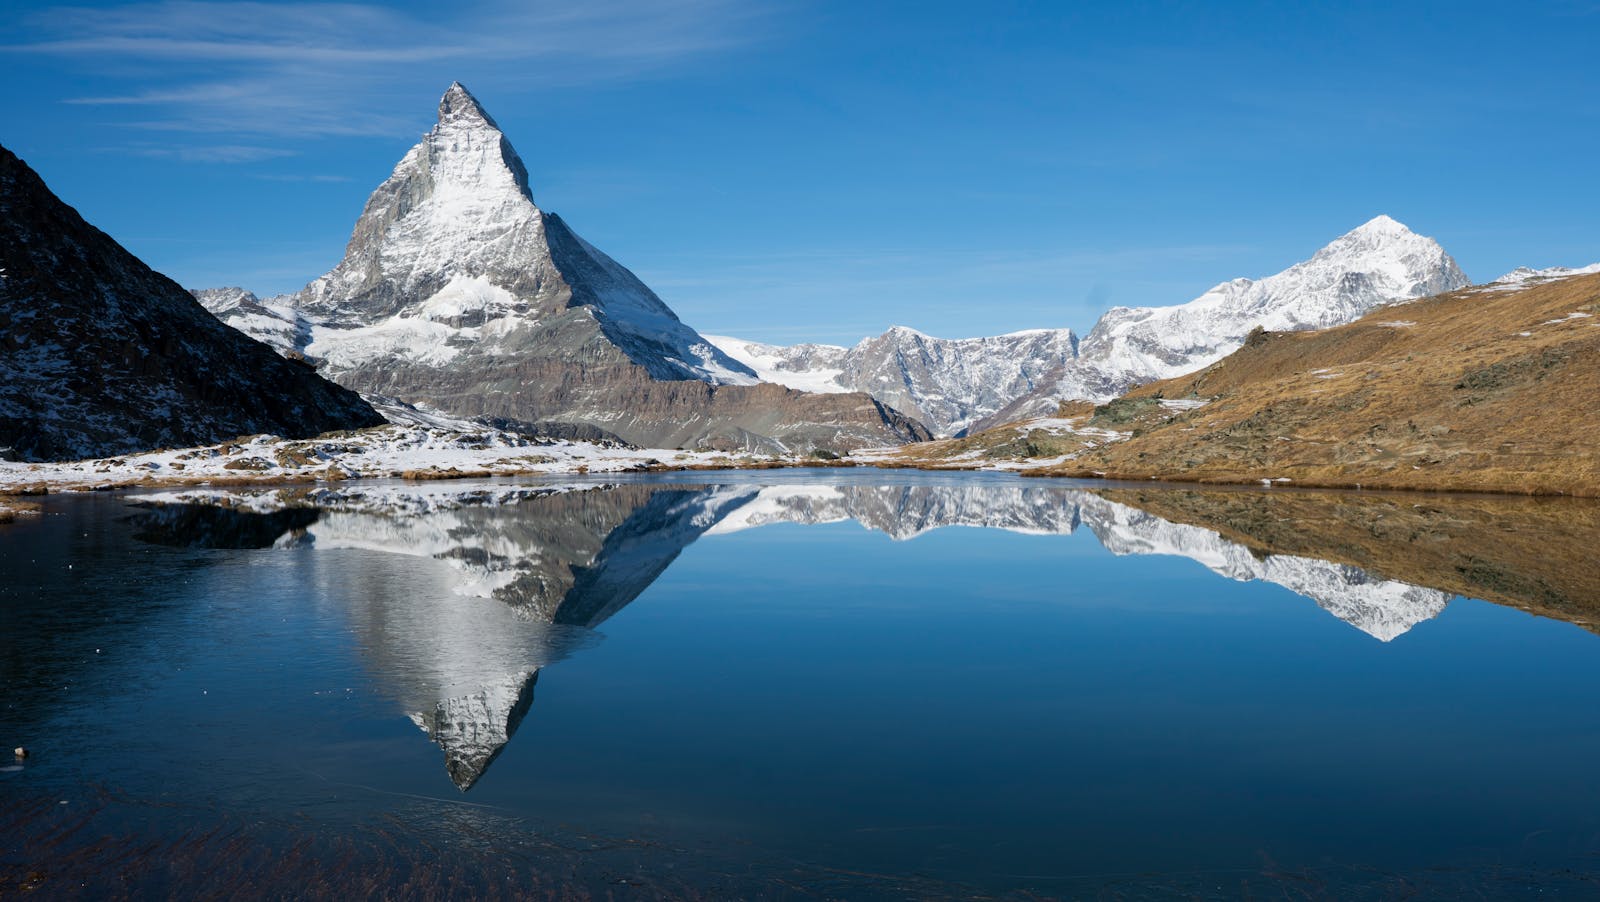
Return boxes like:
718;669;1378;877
126;143;298;163
252;173;351;183
9;0;772;138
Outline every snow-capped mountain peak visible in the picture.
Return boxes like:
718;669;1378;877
969;215;1470;429
190;84;935;453
258;82;760;388
439;81;499;127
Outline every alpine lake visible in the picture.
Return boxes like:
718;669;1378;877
3;469;1599;899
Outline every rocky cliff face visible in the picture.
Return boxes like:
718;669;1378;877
0;145;382;462
200;83;928;454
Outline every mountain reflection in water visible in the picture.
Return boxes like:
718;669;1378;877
122;477;1600;791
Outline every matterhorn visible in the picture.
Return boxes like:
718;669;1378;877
202;83;928;453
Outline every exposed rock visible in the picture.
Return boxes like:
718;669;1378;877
0;145;383;461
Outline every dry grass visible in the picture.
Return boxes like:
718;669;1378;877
1040;272;1600;495
0;498;42;523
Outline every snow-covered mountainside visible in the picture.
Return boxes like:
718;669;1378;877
701;335;852;394
0;144;383;462
201;83;928;454
189;287;308;354
708;326;1079;436
972;215;1469;430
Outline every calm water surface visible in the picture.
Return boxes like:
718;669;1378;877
3;470;1599;899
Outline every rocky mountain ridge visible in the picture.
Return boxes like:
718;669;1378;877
708;327;1079;436
0;144;383;462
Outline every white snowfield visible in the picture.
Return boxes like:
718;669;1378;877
700;335;853;395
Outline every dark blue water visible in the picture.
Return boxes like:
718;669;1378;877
3;472;1599;898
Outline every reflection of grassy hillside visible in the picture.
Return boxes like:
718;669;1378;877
1096;486;1600;633
1044;272;1600;495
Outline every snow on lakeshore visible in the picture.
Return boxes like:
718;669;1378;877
0;425;776;495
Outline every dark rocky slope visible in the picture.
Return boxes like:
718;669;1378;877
0;145;382;461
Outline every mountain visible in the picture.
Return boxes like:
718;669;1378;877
707;216;1461;438
1045;267;1600;495
188;288;309;358
970;216;1469;430
0;144;382;462
200;83;928;454
706;326;1079;436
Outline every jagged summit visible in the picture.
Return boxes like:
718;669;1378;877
198;83;929;453
438;81;497;126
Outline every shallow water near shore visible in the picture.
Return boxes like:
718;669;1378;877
3;470;1600;898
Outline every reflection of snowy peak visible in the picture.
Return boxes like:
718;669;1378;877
134;478;1463;789
708;483;1450;639
1076;494;1450;641
410;670;540;791
290;483;754;789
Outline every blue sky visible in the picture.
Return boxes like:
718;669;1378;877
3;0;1598;345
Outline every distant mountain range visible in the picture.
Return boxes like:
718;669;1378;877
0;144;381;462
705;327;1079;436
704;216;1468;436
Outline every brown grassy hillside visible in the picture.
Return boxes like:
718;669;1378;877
1044;271;1600;495
1094;486;1600;633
